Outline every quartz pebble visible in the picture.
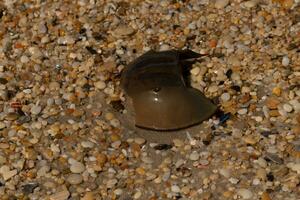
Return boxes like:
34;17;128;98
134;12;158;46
189;151;200;161
66;174;83;185
283;104;293;113
171;185;181;193
237;189;253;199
215;0;229;9
0;165;17;181
282;56;290;66
221;93;231;102
70;161;85;174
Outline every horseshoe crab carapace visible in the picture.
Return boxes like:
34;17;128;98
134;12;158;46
121;49;217;131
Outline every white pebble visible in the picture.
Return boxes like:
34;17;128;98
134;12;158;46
67;174;83;185
133;191;142;199
114;188;123;196
190;67;200;76
81;141;94;148
171;185;181;193
238;108;248;115
70;161;85;173
283;103;293;112
229;177;239;184
31;105;42;115
95;81;106;90
189;151;200;161
219;168;231;178
237;189;253;199
220;93;231;102
282;56;290;66
20;55;29;63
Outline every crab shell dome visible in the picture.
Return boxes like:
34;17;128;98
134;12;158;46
131;86;217;130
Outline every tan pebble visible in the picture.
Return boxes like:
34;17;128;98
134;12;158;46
256;168;267;180
49;186;70;200
5;112;19;121
136;167;146;175
292;126;300;135
94;81;106;90
272;87;281;96
134;137;146;145
243;136;257;145
266;97;280;109
181;186;190;194
223;191;233;198
105;112;114;120
173;139;184;147
0;143;9;149
81;192;95;200
261;191;271;200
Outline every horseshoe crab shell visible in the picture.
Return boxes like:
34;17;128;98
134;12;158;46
121;49;217;130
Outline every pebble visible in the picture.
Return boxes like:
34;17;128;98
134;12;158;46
173;139;184;147
238;108;248;115
237;189;253;199
133;191;142;199
171;185;181;193
112;25;135;38
70;161;85;174
81;141;94;148
229;177;239;184
66;174;83;185
31;105;42;115
49;186;70;200
286;163;300;174
215;0;229;9
0;165;17;181
134;137;146;145
282;56;290;66
221;93;231;102
243;1;257;8
219;168;231;178
94;81;106;90
189;151;200;161
283;103;293;113
106;179;118;188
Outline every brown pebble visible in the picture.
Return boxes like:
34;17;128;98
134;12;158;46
269;110;280;117
261;191;271;200
266;97;280;109
81;192;95;200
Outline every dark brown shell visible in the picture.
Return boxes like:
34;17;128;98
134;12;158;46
121;49;217;130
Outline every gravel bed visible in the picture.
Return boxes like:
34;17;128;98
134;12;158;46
0;0;299;200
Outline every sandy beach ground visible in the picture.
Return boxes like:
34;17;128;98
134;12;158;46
0;0;299;199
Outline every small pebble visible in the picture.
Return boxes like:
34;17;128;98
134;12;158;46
66;174;83;185
283;103;293;113
237;189;253;199
30;105;42;115
282;56;290;66
189;151;200;161
215;0;229;9
70;161;85;174
171;185;181;193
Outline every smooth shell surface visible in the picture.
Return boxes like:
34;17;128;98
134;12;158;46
121;50;217;130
